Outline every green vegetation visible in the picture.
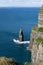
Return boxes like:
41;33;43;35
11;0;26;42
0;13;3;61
39;27;43;32
33;25;43;32
32;25;38;31
36;38;43;46
0;57;19;65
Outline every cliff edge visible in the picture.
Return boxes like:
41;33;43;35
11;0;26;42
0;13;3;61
29;5;43;63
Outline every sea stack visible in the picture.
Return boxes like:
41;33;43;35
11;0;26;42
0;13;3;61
19;28;24;41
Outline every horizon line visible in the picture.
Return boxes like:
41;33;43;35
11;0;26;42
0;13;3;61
0;6;41;8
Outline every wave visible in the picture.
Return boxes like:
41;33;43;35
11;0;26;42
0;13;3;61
13;39;30;44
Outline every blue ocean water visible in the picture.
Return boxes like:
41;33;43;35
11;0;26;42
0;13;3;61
0;7;40;65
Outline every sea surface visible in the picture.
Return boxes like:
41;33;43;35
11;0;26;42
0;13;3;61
0;7;40;65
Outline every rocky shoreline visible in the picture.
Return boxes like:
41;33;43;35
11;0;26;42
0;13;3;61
0;57;20;65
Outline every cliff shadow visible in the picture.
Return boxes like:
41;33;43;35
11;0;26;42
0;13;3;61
28;50;31;62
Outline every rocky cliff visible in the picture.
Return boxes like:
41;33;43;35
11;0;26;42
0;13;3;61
29;25;43;63
29;5;43;63
0;57;20;65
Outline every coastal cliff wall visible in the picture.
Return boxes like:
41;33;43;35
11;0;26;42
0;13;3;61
29;5;43;63
29;25;43;63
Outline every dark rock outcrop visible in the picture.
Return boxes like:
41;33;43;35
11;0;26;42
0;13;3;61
19;28;24;41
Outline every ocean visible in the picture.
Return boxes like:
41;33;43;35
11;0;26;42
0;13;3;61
0;7;40;65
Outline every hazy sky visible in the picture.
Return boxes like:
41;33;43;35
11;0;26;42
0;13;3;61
0;0;43;7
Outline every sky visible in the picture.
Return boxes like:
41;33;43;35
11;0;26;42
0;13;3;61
0;0;43;7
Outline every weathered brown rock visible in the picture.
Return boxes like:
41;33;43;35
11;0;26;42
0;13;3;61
0;57;20;65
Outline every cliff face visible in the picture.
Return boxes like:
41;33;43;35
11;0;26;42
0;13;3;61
29;25;43;63
38;5;43;27
29;5;43;63
31;41;43;63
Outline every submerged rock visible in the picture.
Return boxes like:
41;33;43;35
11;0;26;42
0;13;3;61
19;28;24;41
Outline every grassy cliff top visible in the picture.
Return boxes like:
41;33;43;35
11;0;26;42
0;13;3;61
36;38;43;46
0;57;19;65
39;27;43;32
32;25;43;32
40;5;43;14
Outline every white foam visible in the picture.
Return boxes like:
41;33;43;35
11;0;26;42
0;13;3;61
27;47;29;50
13;39;30;44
